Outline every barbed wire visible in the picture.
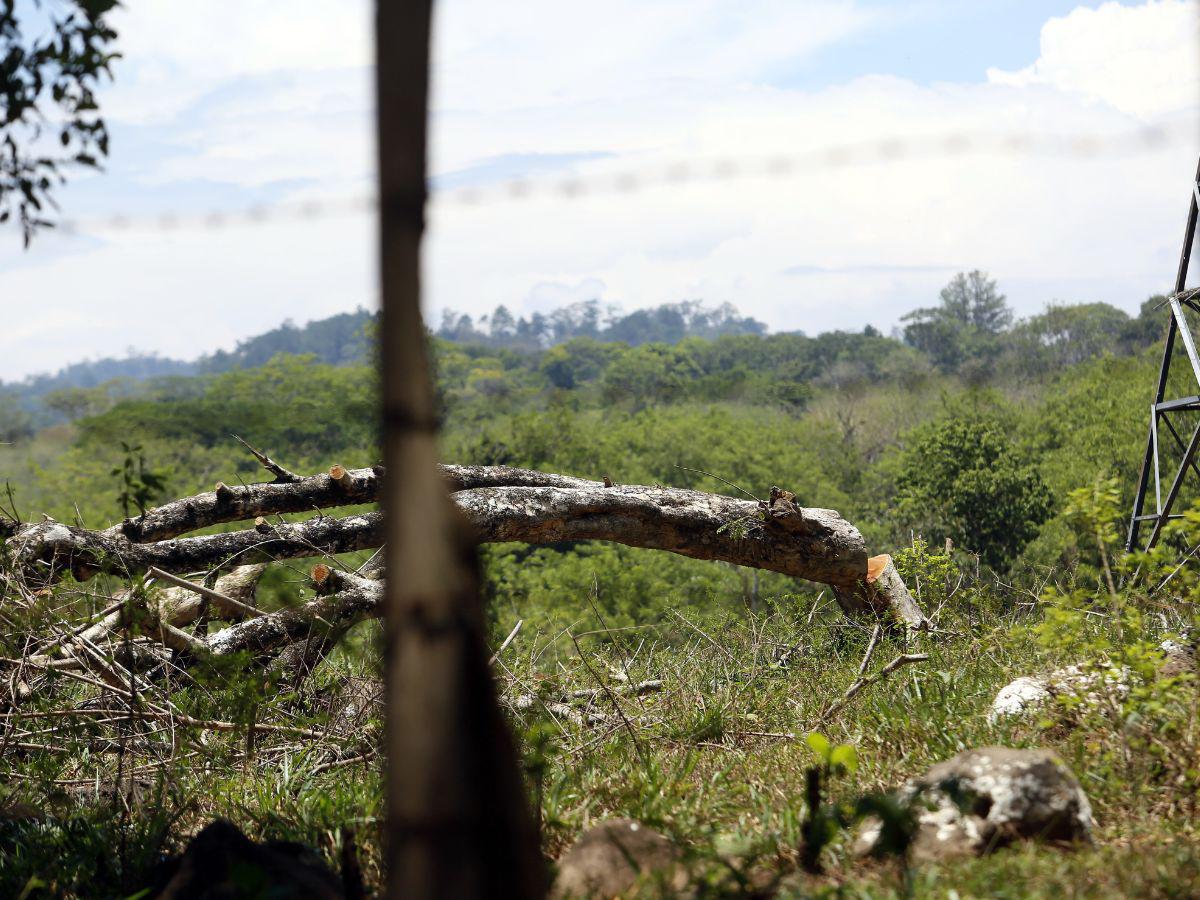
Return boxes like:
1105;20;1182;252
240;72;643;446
30;120;1200;236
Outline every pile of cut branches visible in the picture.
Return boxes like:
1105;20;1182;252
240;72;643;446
0;448;924;781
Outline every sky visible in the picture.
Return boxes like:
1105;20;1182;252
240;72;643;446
0;0;1197;381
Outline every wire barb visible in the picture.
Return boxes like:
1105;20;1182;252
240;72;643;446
15;122;1193;238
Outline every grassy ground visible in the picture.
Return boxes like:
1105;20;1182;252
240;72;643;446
2;548;1197;899
502;586;1198;898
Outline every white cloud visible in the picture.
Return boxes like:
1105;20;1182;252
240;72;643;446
86;2;375;198
143;68;374;191
0;211;375;382
103;1;371;126
425;0;1199;335
987;0;1200;120
432;0;876;111
1;0;1197;382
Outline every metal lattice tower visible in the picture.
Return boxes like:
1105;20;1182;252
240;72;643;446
1126;156;1200;552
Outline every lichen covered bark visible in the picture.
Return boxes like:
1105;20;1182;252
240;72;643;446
3;465;924;626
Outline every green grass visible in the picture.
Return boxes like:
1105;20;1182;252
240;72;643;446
2;564;1196;898
502;593;1197;897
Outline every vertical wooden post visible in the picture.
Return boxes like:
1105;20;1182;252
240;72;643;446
376;2;544;897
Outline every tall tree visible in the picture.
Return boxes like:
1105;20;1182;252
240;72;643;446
0;392;32;442
375;2;544;897
1;0;120;245
939;270;1011;334
901;270;1011;371
490;303;517;338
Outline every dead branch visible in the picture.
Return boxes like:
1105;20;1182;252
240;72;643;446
145;566;263;619
232;433;303;484
204;571;383;659
101;464;596;546
822;652;930;719
2;464;926;686
9;511;383;582
6;565;268;704
107;466;382;544
489;619;523;666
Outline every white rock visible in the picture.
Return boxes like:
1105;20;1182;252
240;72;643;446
989;663;1127;722
857;747;1092;863
990;675;1051;720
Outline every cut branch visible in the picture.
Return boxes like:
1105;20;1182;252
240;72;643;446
4;465;925;626
10;512;383;582
94;464;585;546
205;572;383;659
5;565;268;705
145;566;263;619
107;466;382;544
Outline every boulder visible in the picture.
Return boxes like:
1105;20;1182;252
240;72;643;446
990;674;1054;721
552;818;685;898
988;664;1122;722
1159;638;1197;679
857;747;1092;862
991;637;1196;722
151;819;344;899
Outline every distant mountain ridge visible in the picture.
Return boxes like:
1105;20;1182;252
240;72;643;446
0;301;768;430
5;300;769;394
196;309;377;373
0;308;379;427
436;299;767;350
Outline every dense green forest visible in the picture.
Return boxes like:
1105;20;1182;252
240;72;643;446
0;272;1181;620
0;309;379;433
0;298;765;435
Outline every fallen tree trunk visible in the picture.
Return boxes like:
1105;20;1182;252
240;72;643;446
452;480;922;623
2;465;925;630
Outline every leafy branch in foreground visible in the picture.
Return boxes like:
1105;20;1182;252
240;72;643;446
800;731;920;882
1;0;121;245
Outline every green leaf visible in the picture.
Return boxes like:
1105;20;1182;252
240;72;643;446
830;743;858;774
805;732;831;763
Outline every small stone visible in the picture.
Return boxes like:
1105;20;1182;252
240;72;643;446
552;818;686;898
990;675;1052;720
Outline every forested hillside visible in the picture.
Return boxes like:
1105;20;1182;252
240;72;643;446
0;299;768;439
0;273;1176;614
0;309;380;435
435;298;767;349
